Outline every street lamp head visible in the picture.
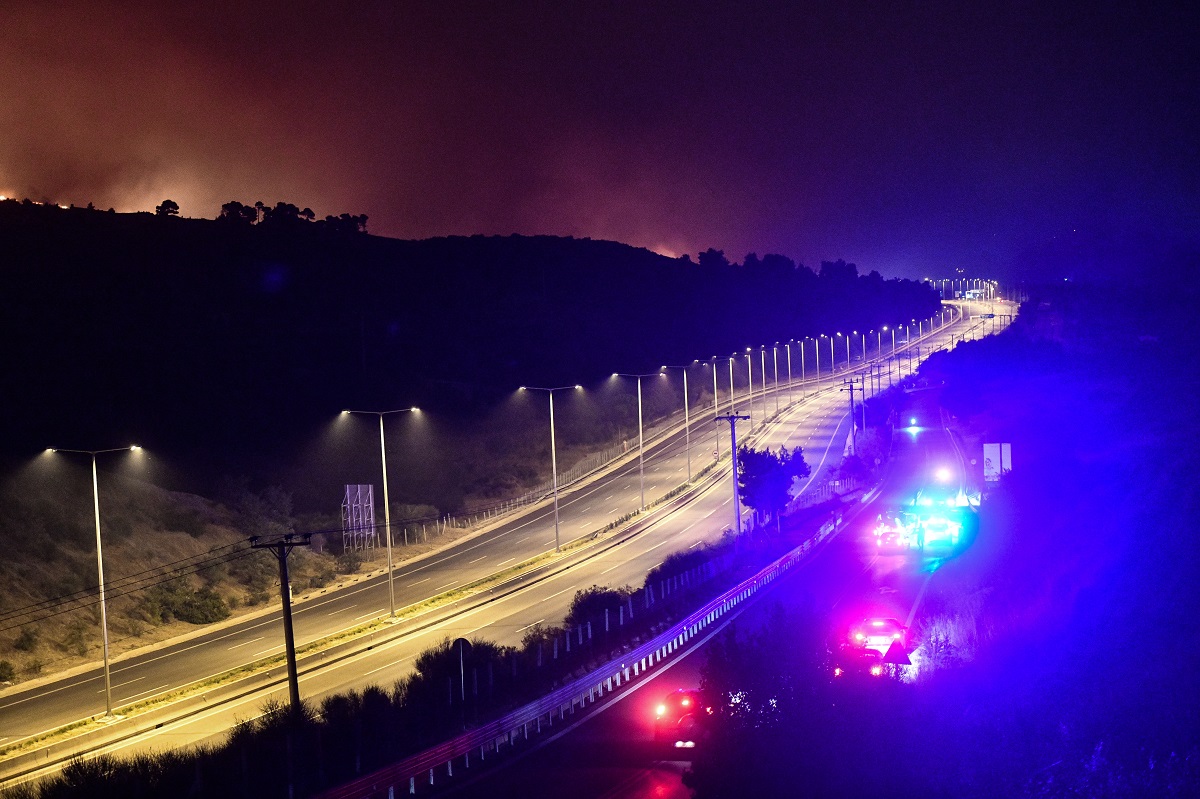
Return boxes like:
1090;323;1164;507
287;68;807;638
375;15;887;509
340;409;350;415
130;445;141;451
410;406;420;412
518;386;527;391
574;385;582;390
46;447;56;453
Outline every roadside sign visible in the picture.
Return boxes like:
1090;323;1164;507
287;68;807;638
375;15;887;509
981;313;995;318
883;640;911;665
983;442;1012;482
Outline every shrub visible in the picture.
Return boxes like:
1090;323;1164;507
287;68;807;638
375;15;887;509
173;588;230;624
0;659;15;682
336;551;364;574
143;584;231;624
564;585;630;628
13;627;38;652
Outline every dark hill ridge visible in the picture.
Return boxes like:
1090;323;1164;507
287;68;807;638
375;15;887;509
0;200;939;489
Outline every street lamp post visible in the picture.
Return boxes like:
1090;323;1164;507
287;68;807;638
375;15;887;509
613;373;663;510
782;340;792;405
827;335;834;383
49;445;141;717
811;333;820;391
759;348;768;419
772;344;780;415
342;407;419;618
889;327;896;385
745;349;755;431
661;363;696;483
710;358;721;461
520;386;582;551
728;355;736;414
800;338;807;398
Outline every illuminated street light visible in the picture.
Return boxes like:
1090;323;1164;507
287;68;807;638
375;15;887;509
759;347;768;419
661;362;697;482
785;340;794;405
708;358;723;461
613;372;664;510
520;385;582;551
727;354;736;416
800;337;808;398
47;445;142;717
341;407;420;618
771;344;780;415
744;349;755;431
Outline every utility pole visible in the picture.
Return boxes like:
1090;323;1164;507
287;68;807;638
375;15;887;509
716;414;750;534
840;378;859;456
252;532;313;713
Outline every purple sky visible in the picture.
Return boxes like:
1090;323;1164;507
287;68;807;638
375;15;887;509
2;3;1195;281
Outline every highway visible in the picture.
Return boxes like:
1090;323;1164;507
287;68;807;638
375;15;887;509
0;300;1002;782
443;379;975;799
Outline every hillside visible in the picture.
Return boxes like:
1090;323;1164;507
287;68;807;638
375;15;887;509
0;199;939;491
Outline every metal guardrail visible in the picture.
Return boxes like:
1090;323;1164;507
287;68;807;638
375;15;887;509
315;514;843;798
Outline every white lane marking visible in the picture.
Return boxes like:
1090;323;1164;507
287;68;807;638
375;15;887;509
579;522;592;529
682;522;696;532
544;539;556;546
689;540;703;548
354;608;386;620
365;656;411;677
517;619;546;633
540;584;578;602
609;508;620;514
600;562;623;575
411;578;430;585
436;581;459;591
468;556;487;564
328;605;356;616
99;676;145;694
497;557;515;566
121;683;170;703
254;645;283;657
227;636;265;650
644;540;669;552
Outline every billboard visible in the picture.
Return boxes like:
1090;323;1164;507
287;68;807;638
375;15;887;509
983;443;1012;482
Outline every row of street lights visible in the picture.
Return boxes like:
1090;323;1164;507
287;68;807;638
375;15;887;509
51;305;957;718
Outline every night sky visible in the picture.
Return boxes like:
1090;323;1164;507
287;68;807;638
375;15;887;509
2;2;1196;281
